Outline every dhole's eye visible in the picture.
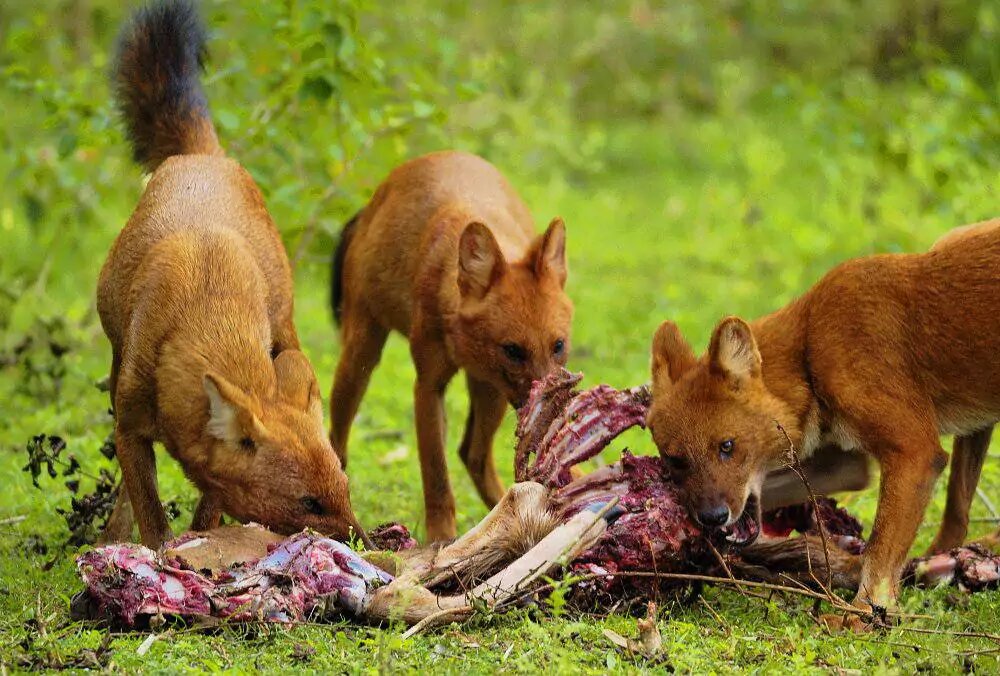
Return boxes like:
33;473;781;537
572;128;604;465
552;339;565;356
718;439;735;460
502;342;528;363
301;497;325;515
238;437;255;452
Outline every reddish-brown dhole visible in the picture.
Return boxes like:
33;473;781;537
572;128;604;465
647;217;1000;629
98;0;369;548
329;151;573;541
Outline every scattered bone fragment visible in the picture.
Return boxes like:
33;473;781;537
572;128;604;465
603;602;662;657
904;544;1000;591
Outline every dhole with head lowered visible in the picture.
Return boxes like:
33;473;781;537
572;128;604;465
330;151;572;541
647;217;1000;629
98;0;368;548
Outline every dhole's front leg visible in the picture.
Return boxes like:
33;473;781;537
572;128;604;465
412;337;459;542
115;428;172;547
329;307;389;468
458;375;507;508
831;433;946;630
98;349;136;545
112;367;172;547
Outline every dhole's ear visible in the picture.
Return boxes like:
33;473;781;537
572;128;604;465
203;373;263;448
274;350;324;426
708;316;761;382
458;222;506;299
534;217;567;287
651;321;697;396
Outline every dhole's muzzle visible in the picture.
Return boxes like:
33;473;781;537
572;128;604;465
689;489;761;546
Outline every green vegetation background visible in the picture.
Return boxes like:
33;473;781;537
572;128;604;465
1;0;998;672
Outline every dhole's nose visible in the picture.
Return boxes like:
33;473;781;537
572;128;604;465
696;504;731;527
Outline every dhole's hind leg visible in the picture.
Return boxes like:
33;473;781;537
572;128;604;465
109;348;122;415
927;426;993;554
412;336;459;542
329;307;389;468
458;375;507;508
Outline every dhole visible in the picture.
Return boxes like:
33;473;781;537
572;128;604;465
647;217;1000;628
330;151;572;541
98;0;369;548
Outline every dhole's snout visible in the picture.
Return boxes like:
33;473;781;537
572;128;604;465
685;483;761;545
695;502;731;528
327;512;373;550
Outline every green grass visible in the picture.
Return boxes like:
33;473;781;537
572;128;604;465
2;105;1000;673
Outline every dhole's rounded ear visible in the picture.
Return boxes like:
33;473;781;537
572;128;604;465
651;320;697;395
534;217;567;287
458;222;506;299
708;316;761;382
274;350;324;426
203;373;263;448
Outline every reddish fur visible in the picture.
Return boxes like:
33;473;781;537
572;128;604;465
330;151;573;541
99;2;366;548
648;217;1000;622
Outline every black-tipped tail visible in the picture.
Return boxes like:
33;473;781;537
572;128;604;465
331;211;361;325
113;0;222;172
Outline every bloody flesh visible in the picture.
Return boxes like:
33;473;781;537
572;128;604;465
75;369;1000;626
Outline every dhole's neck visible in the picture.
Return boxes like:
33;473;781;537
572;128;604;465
161;307;275;423
749;297;815;443
202;328;275;398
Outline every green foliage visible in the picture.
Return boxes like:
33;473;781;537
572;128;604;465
1;0;1000;672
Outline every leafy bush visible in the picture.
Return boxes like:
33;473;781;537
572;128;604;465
1;0;996;388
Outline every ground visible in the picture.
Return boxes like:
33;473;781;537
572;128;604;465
2;107;999;672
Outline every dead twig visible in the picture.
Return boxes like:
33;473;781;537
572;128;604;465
501;569;928;621
776;422;836;599
705;538;749;600
400;605;475;640
976;487;999;520
699;595;731;635
921;516;1000;528
894;625;1000;643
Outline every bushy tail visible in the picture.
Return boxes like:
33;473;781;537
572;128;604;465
330;210;362;325
113;0;222;172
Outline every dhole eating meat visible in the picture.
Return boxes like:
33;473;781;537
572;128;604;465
330;151;573;541
647;217;1000;628
98;0;368;548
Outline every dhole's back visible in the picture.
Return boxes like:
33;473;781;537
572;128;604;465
915;222;1000;427
800;222;1000;435
343;151;536;332
98;155;293;348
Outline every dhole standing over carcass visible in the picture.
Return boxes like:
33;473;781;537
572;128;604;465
646;217;1000;629
330;151;573;541
98;0;368;548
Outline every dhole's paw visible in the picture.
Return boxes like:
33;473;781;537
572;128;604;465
820;597;894;633
819;612;872;633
